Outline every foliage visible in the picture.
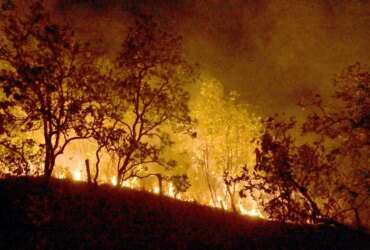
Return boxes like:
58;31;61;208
93;14;194;185
0;1;194;188
228;64;369;229
0;137;43;176
0;0;104;177
226;117;329;223
170;174;191;197
301;63;370;228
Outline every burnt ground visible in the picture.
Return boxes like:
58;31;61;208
0;177;369;250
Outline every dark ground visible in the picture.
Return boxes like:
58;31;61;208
0;177;369;250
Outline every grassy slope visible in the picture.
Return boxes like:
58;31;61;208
0;177;369;250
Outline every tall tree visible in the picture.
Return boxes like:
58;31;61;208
0;1;104;178
96;15;194;186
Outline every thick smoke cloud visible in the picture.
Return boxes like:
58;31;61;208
55;0;370;115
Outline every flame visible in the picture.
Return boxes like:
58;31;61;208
111;176;117;186
73;170;81;181
153;186;160;194
246;208;261;217
51;163;264;219
239;204;263;218
122;178;138;188
167;183;175;197
56;173;65;179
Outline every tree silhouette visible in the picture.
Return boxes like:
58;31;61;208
300;63;369;228
0;137;43;176
226;117;327;223
170;174;191;198
0;1;104;178
228;64;369;229
93;15;194;186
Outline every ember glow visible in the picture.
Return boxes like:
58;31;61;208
73;171;81;182
153;186;160;195
63;169;264;218
111;176;117;186
240;206;263;218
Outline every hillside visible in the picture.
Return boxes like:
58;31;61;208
0;177;369;250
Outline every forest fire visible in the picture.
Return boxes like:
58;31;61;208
61;165;265;218
0;3;369;249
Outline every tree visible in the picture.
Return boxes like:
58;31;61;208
0;1;104;178
90;120;120;185
0;137;43;176
300;63;369;228
228;63;369;229
170;174;191;198
190;79;260;211
226;117;328;223
96;15;194;186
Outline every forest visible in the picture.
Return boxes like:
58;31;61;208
0;1;369;248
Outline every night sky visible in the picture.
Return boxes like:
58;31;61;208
54;0;370;116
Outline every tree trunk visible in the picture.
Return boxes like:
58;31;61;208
117;153;133;187
226;185;237;213
43;121;55;179
202;147;217;207
353;208;362;230
43;143;51;177
43;152;54;179
117;168;124;187
94;146;103;186
85;159;92;184
44;157;51;177
155;174;163;195
290;178;322;222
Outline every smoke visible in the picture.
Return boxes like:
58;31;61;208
172;0;370;115
12;0;370;115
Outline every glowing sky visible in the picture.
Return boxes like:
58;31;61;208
54;0;370;115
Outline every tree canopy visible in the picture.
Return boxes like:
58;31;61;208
0;1;195;183
228;63;369;229
0;1;104;177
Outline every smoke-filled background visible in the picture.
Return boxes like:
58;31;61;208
0;0;369;223
51;0;370;116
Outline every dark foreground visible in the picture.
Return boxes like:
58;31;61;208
0;177;369;250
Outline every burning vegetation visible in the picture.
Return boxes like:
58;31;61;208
0;0;369;241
